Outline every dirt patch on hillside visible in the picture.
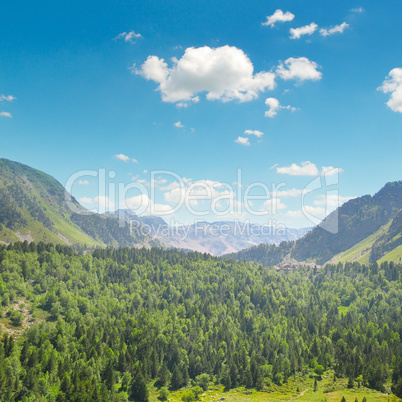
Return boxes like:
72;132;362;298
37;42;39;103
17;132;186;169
1;300;37;337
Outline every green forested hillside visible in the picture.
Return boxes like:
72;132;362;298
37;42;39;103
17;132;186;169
0;242;401;401
0;159;151;247
227;182;402;266
371;208;402;262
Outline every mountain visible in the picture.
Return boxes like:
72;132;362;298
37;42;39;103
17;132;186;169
155;220;310;256
110;211;311;256
225;181;402;266
0;159;308;252
0;158;153;247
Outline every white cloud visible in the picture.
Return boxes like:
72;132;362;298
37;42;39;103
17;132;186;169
163;187;187;205
235;136;250;146
290;23;318;39
78;180;89;185
277;161;319;176
163;179;233;213
276;163;344;177
79;196;115;212
136;45;276;103
261;198;286;212
0;95;16;102
378;68;402;113
116;31;142;43
174;121;184;128
0;112;12;118
313;194;355;207
114;154;138;163
285;210;304;218
351;7;364;13
265;97;297;118
262;10;295;27
274;188;307;197
95;196;115;210
123;194;174;216
320;22;349;36
287;205;328;219
321;166;344;176
277;57;322;81
244;129;263;137
176;97;199;108
115;154;130;162
304;205;326;216
265;98;280;117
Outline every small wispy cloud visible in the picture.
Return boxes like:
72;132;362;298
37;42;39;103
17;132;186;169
0;112;12;118
290;23;318;39
321;166;344;176
277;161;319;176
244;129;264;138
351;7;364;13
265;98;297;118
114;154;139;163
78;180;90;185
0;95;16;102
262;9;295;27
115;31;142;44
320;22;349;36
174;121;184;128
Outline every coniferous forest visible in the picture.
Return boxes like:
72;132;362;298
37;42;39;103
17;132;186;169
0;242;401;401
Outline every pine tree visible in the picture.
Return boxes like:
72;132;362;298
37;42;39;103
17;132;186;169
170;364;184;389
130;370;149;402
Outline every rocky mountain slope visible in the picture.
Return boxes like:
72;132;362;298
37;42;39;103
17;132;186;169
225;181;402;266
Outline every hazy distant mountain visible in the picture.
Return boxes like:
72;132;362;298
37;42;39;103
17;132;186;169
110;213;311;256
225;181;402;266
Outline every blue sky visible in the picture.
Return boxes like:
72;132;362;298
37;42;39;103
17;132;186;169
1;0;401;227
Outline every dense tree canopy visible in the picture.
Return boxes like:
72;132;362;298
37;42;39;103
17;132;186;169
0;242;400;400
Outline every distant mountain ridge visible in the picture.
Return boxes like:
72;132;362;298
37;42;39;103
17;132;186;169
110;209;311;256
0;159;309;253
225;181;402;266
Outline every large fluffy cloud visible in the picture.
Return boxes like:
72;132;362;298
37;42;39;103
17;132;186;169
378;68;402;113
262;9;295;27
277;57;322;81
136;45;276;104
